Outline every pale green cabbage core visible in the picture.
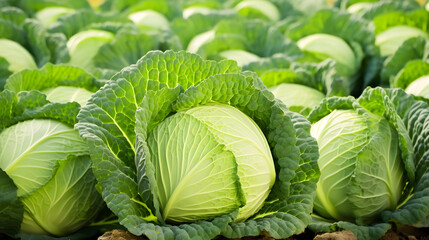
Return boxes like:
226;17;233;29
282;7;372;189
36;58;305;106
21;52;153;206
35;7;75;27
183;6;212;19
67;29;115;71
311;110;405;224
405;75;429;98
234;0;280;21
128;10;170;31
41;86;94;106
269;83;325;112
0;119;96;236
218;49;261;66
186;30;215;53
148;104;275;223
376;25;429;57
0;39;37;73
297;33;357;77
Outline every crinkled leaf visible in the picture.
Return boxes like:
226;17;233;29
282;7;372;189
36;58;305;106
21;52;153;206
380;89;429;225
0;90;80;129
357;87;415;185
5;63;101;93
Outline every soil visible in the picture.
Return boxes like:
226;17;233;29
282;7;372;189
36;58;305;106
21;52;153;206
98;225;429;240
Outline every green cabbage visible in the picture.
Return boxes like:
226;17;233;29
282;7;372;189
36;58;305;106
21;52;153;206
376;25;429;57
0;39;37;73
311;109;404;224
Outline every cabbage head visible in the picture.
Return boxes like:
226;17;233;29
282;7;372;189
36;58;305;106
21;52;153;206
311;109;404;224
307;87;429;240
0;64;105;238
0;89;104;238
76;50;320;240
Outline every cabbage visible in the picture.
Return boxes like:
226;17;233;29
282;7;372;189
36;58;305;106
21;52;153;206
0;39;37;73
234;0;280;21
35;7;75;27
307;87;429;239
311;109;404;224
376;25;429;57
269;83;325;114
0;119;100;236
76;50;320;239
128;10;170;31
67;29;115;71
297;33;358;77
0;88;104;238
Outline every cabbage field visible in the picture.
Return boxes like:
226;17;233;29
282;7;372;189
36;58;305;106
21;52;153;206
1;0;429;239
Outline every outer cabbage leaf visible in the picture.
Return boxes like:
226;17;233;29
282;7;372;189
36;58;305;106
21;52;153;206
380;89;429;226
5;63;101;93
0;89;80;129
